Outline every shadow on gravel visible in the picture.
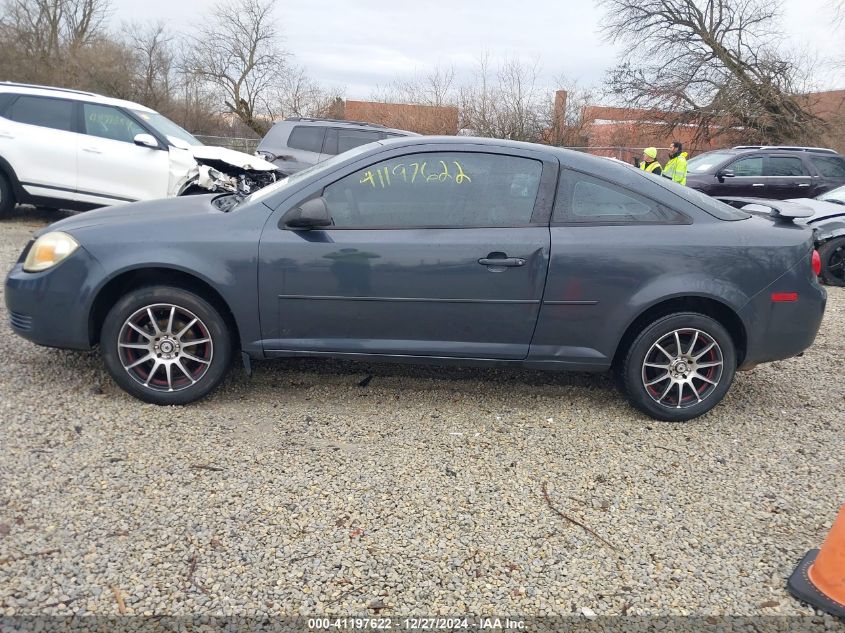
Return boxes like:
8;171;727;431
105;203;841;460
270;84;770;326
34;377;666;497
0;205;75;225
21;345;616;401
248;356;615;391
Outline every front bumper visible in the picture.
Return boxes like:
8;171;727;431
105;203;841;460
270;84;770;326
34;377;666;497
5;247;104;350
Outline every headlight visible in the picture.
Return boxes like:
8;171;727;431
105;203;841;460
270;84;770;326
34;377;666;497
23;232;79;272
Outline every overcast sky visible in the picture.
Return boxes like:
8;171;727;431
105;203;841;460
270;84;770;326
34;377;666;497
110;0;844;100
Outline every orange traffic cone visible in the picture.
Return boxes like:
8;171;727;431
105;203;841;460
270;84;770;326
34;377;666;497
788;502;845;618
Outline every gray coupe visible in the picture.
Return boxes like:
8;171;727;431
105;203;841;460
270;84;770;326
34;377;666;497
5;137;827;421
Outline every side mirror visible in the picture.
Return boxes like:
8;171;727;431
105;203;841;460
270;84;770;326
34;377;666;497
717;168;735;181
283;197;332;229
133;133;159;149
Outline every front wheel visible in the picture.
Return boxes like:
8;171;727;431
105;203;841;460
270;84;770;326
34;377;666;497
101;286;232;405
618;312;736;422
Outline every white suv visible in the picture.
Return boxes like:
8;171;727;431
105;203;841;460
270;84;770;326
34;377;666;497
0;83;279;217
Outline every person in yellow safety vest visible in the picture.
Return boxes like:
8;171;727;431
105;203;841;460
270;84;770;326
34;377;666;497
636;147;662;175
663;141;688;185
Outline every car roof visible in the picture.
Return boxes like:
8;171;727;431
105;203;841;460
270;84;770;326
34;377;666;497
0;82;155;112
693;147;837;159
375;135;625;169
277;117;418;136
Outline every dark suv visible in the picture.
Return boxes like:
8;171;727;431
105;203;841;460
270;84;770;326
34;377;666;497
256;117;417;175
686;146;845;200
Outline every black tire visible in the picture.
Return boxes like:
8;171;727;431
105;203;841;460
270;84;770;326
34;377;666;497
0;172;15;218
617;312;736;422
101;286;233;405
818;237;845;287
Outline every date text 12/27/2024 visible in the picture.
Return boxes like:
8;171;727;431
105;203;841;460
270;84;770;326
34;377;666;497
307;617;526;630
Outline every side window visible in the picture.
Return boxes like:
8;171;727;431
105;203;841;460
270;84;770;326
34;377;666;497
322;152;543;228
553;172;685;224
5;96;74;132
337;130;380;154
729;156;763;177
809;156;845;178
83;104;146;143
287;126;325;153
323;129;381;156
767;156;808;177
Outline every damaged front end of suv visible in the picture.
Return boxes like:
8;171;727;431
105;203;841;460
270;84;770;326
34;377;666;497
175;145;280;197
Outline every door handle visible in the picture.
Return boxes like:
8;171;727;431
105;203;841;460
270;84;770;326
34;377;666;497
798;183;810;187
0;131;13;139
752;183;764;187
478;255;526;268
82;147;102;154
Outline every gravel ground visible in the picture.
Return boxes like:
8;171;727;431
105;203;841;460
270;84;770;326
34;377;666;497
0;207;844;621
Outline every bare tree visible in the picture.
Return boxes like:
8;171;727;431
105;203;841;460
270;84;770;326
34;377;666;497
459;55;550;141
277;65;344;118
374;64;457;107
183;0;287;136
541;75;595;146
121;21;174;110
0;0;111;81
599;0;825;144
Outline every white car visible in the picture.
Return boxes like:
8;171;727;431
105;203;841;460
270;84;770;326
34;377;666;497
0;82;279;217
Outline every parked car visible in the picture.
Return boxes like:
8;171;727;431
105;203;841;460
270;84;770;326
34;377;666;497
256;117;417;175
685;146;845;200
5;137;826;421
0;82;280;217
783;184;845;286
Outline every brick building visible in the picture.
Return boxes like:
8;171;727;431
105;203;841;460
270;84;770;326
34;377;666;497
341;100;459;136
572;89;845;163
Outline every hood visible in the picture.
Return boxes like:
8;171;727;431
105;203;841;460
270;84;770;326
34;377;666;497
188;145;278;172
45;194;222;234
785;198;845;223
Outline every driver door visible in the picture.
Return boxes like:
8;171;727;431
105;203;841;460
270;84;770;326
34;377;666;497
257;146;556;360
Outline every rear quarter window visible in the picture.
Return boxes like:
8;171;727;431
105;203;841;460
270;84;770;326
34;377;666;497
554;171;688;225
810;156;845;178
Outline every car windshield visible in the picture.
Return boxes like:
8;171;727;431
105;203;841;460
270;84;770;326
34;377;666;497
130;110;203;147
818;185;845;205
686;152;736;174
244;141;380;205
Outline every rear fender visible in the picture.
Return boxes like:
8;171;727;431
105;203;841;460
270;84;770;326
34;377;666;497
626;273;749;315
814;220;845;243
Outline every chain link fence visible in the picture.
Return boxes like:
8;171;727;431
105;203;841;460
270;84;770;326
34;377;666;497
194;135;260;154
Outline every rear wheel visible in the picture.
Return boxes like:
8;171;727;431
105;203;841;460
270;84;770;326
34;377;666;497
0;173;15;218
618;312;736;421
818;237;845;287
101;286;232;405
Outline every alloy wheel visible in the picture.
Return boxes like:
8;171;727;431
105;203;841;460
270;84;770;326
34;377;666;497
117;304;213;392
641;328;724;409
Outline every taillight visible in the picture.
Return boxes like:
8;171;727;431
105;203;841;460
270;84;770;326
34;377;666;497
812;250;821;276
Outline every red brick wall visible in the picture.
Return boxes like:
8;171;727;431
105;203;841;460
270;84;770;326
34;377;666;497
343;100;459;135
579;89;845;159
